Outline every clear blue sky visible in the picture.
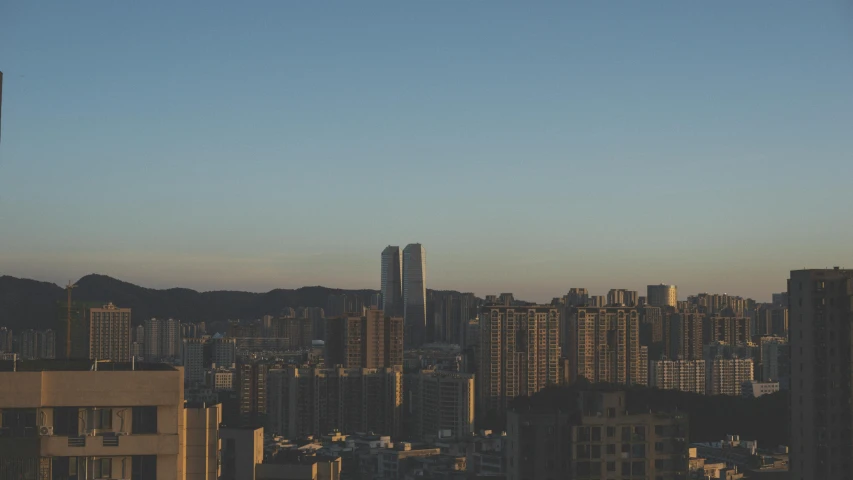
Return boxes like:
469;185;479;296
1;1;851;302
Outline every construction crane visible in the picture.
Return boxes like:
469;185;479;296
65;281;77;359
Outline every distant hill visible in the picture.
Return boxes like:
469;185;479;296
0;274;479;331
0;274;382;330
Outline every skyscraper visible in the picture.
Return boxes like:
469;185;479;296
88;303;131;362
409;369;475;440
477;305;560;414
403;243;426;347
381;246;403;317
789;268;853;480
647;284;678;308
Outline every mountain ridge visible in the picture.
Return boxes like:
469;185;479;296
0;273;477;330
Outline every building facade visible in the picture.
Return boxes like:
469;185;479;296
267;366;403;439
88;303;132;362
708;357;754;396
477;306;561;415
571;307;643;386
381;246;403;317
409;369;475;440
402;243;426;347
324;310;403;369
0;360;219;480
650;359;706;395
647;285;678;308
506;390;689;480
788;268;853;480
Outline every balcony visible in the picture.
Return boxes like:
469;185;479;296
40;433;179;457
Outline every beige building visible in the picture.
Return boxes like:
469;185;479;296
477;305;561;415
507;390;689;480
647;284;677;308
650;359;706;394
89;303;132;361
0;360;219;480
268;366;403;439
708;357;753;396
789;268;853;480
571;307;643;386
410;369;475;440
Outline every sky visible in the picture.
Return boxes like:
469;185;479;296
1;1;852;302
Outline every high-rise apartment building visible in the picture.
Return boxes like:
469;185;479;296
507;390;689;480
789;268;853;480
408;369;475;440
381;246;403;317
402;243;427;347
647;284;677;308
268;366;403;438
705;312;751;346
18;329;56;360
270;317;313;349
707;357;753;396
0;327;12;353
324;309;403;369
477;305;560;414
663;313;704;360
182;337;207;385
650;359;706;394
238;361;270;426
0;360;220;480
212;337;237;368
571;307;643;386
88;303;131;362
144;317;182;361
758;336;788;384
563;288;589;307
607;289;638;306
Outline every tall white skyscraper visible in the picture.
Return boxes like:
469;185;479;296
403;243;426;347
381;246;403;317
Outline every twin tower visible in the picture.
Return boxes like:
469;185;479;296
381;244;425;347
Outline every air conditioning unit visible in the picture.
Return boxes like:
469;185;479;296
39;426;54;436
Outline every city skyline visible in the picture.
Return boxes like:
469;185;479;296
1;2;852;301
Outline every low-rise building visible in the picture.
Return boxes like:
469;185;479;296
741;381;780;398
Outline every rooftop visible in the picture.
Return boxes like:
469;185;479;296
0;360;177;372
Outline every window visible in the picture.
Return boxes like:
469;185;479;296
655;459;664;469
633;461;646;476
577;427;590;442
607;461;616;472
655;441;664;453
654;425;664;435
87;409;112;431
607;444;616;455
607;407;616;418
633;426;646;440
94;458;111;479
591;427;601;441
632;444;646;458
621;426;631;441
591;445;601;459
622;461;631;475
607;426;616;437
132;406;158;434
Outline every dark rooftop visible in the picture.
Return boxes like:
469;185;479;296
266;450;338;465
0;359;178;372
